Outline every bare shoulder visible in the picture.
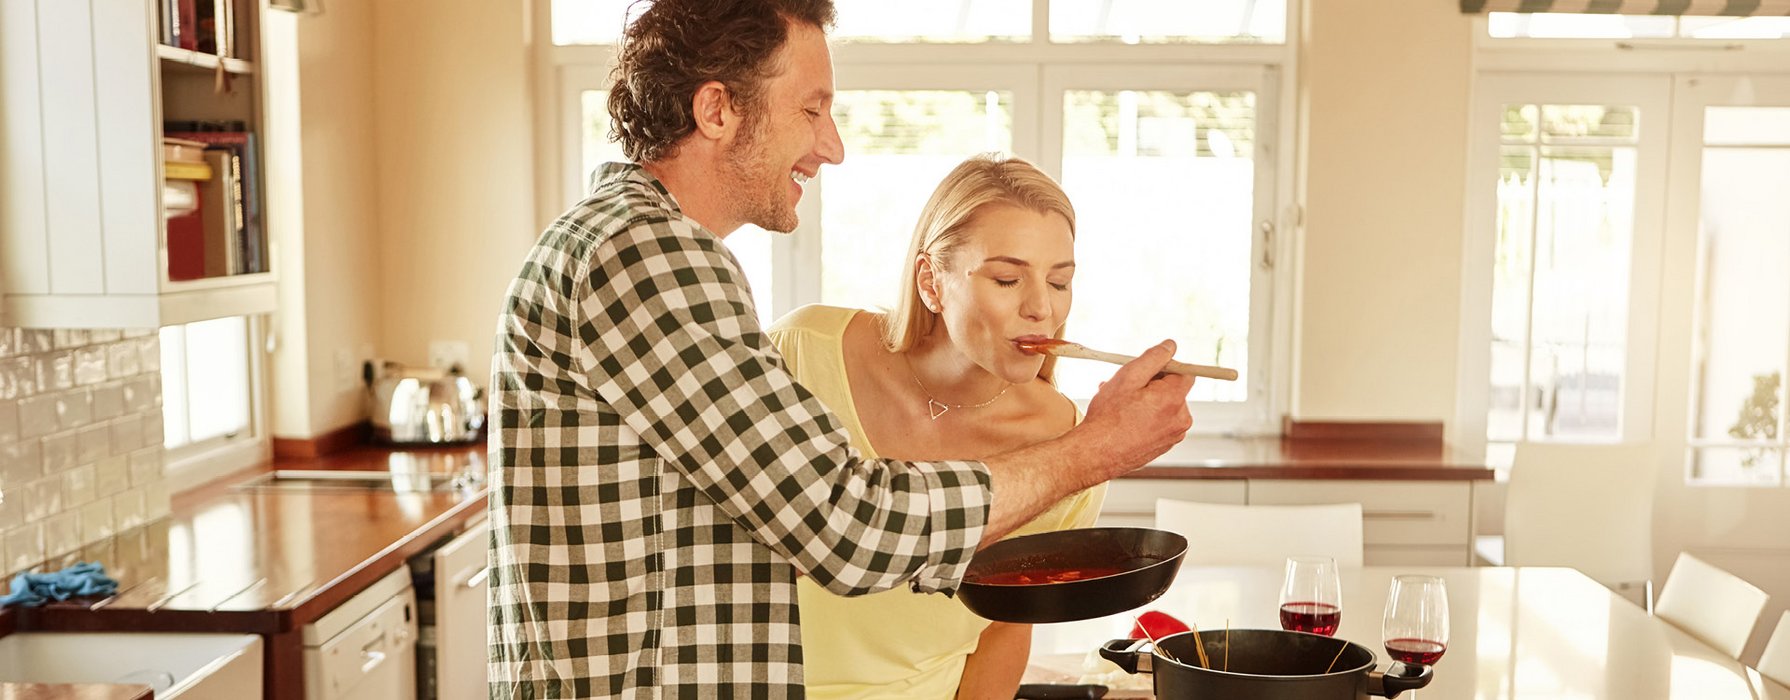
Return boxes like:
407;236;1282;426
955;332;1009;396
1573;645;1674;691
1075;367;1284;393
1014;378;1079;437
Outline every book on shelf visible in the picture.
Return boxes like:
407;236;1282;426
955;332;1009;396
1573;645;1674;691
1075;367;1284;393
158;0;236;56
165;122;264;275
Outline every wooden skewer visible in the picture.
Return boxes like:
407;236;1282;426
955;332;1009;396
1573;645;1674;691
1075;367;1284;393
1188;624;1213;669
1323;640;1350;673
1224;619;1230;672
1136;620;1182;665
1016;338;1240;381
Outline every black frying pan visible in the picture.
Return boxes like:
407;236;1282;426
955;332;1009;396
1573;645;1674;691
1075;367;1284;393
957;527;1187;623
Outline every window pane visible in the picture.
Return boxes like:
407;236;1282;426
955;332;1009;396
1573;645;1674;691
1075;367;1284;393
168;317;251;446
1689;110;1790;487
1059;90;1255;402
820;90;1014;312
1690;447;1783;487
580;90;626;193
1488;145;1535;443
159;326;190;448
1487;104;1638;444
1051;0;1286;44
1487;13;1675;39
551;0;637;45
834;0;1029;43
1704;107;1790;146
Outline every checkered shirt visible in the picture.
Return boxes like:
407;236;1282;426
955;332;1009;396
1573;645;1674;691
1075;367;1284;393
487;163;994;699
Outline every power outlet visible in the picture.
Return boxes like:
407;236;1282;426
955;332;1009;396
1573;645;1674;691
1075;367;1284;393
428;340;472;372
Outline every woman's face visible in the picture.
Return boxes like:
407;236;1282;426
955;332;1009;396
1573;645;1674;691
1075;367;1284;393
923;203;1075;384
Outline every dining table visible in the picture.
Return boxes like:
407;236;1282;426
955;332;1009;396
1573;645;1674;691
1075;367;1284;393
1023;566;1790;699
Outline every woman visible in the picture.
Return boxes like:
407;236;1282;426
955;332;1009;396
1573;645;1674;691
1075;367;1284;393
769;153;1104;699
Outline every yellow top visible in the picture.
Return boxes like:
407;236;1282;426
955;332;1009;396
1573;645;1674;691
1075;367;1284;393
768;304;1107;700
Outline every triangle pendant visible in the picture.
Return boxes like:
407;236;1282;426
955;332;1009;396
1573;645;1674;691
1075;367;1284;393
927;399;951;420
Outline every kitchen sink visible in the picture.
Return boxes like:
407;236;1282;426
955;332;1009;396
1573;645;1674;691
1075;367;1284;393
236;469;477;493
0;631;263;699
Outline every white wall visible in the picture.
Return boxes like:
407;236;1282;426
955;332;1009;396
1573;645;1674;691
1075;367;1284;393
1294;0;1475;423
372;0;535;387
266;2;385;439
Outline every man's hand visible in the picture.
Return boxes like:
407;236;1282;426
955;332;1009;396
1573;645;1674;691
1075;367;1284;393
1075;340;1195;482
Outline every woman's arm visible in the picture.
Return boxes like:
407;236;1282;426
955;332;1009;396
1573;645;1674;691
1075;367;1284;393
956;622;1033;699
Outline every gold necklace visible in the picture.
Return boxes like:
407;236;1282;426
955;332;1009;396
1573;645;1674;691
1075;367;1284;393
906;356;1011;420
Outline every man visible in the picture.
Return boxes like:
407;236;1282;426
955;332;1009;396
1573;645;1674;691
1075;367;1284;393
487;1;1195;697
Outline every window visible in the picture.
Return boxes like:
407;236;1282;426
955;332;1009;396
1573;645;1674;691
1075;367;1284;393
1463;21;1790;487
160;315;267;486
544;0;1295;433
1684;104;1790;486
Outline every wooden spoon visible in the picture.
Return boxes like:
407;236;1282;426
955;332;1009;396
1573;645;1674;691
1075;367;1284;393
1015;338;1239;381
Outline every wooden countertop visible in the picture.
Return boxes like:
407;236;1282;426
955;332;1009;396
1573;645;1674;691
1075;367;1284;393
1130;436;1494;481
0;685;150;700
14;444;488;635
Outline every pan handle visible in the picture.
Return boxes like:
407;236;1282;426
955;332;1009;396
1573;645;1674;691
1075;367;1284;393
1098;638;1154;675
1367;663;1434;698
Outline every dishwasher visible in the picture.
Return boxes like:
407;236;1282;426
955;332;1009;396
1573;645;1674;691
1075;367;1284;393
408;516;490;700
303;567;419;700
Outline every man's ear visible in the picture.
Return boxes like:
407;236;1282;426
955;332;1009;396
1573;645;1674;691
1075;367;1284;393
691;80;740;141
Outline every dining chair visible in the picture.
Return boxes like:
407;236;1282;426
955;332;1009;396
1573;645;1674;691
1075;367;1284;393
1757;611;1790;686
1154;500;1364;567
1493;442;1657;598
1653;552;1770;659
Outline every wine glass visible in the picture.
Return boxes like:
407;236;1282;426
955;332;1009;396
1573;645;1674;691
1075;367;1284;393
1382;575;1449;667
1279;556;1343;636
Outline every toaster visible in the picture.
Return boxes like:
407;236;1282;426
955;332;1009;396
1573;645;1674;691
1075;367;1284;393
367;362;487;444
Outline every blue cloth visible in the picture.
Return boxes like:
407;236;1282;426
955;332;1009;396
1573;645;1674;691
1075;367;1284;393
0;561;118;607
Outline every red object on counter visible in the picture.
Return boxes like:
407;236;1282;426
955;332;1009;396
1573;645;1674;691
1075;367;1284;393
1129;610;1191;640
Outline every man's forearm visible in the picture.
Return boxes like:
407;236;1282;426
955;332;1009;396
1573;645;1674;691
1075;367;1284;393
980;432;1101;544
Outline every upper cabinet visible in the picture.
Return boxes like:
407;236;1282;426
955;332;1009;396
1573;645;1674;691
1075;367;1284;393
0;0;275;329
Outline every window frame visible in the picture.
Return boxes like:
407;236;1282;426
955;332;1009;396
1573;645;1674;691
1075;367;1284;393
534;0;1300;436
160;314;271;492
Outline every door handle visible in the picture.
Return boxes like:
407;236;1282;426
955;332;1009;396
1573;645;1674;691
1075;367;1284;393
454;565;491;589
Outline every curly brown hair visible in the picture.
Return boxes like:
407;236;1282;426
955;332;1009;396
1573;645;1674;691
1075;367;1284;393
606;0;837;163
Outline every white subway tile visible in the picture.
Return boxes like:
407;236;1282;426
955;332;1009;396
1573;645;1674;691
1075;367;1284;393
51;329;89;349
18;395;59;438
113;489;146;531
90;383;123;420
5;523;43;573
79;498;113;542
109;416;142;455
22;475;62;519
137;337;160;372
122;377;153;412
140;410;163;448
95;455;128;498
18;330;52;354
144;480;171;520
128;448;161;485
41;430;77;472
0;399;16;442
106;342;140;378
89;330;123;344
0;441;42;484
75;424;109;464
0;329;18;357
42;510;79;557
63;464;95;506
0;357;35;399
41;351;76;391
73;347;106;386
0;492;21;530
55;390;92;431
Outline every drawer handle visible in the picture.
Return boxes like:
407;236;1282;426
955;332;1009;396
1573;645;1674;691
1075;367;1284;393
360;634;389;674
1364;510;1437;521
455;565;491;589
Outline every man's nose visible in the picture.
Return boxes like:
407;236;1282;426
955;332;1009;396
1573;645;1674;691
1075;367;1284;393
817;112;845;165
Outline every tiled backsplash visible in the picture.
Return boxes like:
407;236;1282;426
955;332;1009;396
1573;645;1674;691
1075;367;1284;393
0;327;168;577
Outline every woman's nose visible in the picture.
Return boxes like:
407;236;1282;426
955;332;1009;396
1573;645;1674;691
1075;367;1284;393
1020;284;1049;321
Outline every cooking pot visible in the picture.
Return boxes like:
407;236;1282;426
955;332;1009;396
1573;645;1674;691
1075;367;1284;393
368;362;486;444
957;527;1185;623
1099;629;1433;699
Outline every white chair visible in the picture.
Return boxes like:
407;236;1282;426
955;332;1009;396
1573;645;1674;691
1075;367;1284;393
1757;611;1790;686
1654;552;1770;659
1155;500;1364;567
1492;443;1657;595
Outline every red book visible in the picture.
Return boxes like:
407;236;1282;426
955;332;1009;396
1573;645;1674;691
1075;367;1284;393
166;205;205;281
177;0;199;50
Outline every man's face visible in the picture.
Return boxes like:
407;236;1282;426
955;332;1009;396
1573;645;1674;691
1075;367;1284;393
720;21;845;233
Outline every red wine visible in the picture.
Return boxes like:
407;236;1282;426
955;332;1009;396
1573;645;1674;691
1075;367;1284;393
1279;602;1341;636
1384;638;1447;665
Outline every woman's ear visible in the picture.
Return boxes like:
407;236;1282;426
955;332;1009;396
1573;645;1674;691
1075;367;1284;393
915;254;942;313
690;80;739;141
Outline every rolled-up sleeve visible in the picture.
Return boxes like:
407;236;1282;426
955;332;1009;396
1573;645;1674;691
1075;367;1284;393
572;217;991;595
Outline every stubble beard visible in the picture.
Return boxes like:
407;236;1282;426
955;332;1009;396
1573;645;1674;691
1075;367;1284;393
721;117;799;234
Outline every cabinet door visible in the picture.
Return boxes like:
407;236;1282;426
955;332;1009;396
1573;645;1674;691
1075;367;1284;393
1098;478;1247;528
432;518;490;700
1248;480;1474;565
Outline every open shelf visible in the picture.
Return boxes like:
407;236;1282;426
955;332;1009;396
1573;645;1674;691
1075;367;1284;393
157;44;254;75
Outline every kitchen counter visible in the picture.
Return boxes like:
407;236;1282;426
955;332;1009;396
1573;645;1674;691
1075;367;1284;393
1133;435;1494;481
8;443;488;700
0;685;150;700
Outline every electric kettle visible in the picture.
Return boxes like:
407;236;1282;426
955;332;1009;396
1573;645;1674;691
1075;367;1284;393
367;361;487;444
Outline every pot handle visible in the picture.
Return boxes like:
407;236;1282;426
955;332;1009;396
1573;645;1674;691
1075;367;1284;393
1367;663;1434;699
1097;638;1154;675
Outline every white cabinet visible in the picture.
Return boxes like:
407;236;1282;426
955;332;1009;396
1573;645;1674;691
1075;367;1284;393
421;518;490;700
1098;478;1476;566
304;568;418;700
0;0;275;328
1096;478;1246;528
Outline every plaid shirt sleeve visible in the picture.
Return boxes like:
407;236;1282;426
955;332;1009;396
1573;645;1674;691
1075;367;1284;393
573;215;992;594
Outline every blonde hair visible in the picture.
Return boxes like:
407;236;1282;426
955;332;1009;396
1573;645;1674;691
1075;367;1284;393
881;153;1076;383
